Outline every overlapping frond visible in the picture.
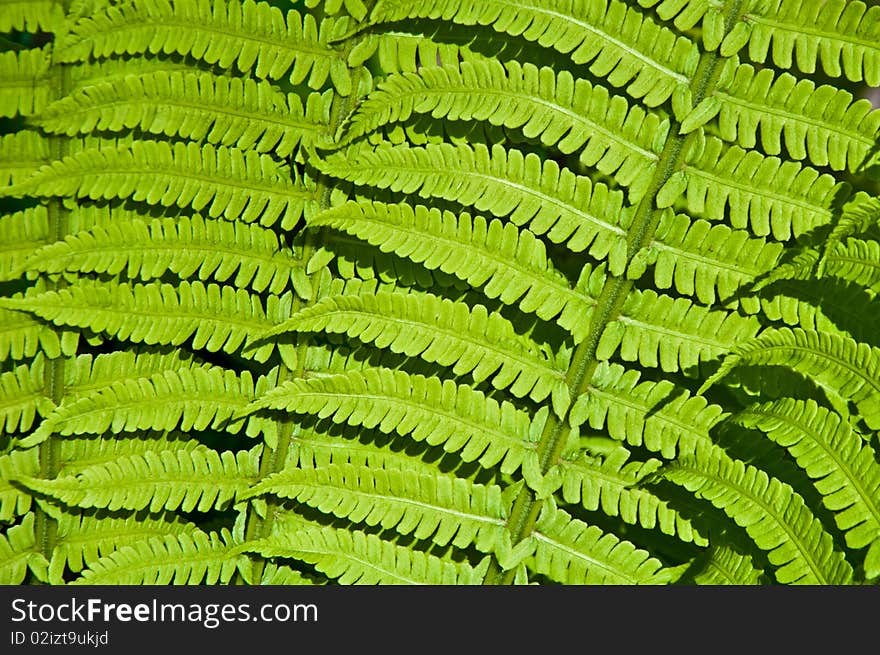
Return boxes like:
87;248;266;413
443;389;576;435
369;0;698;106
246;518;488;584
59;0;353;94
661;441;854;584
315;142;632;274
703;328;880;430
0;449;39;521
70;528;242;584
310;201;598;342
0;513;46;584
0;279;290;363
692;545;765;585
17;445;260;512
267;289;569;412
19;366;276;447
342;60;665;195
22;214;312;298
733;398;880;552
248;461;507;552
247;367;536;473
37;71;332;159
0;356;54;434
4;141;318;229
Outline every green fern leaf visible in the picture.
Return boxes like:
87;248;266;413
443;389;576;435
17;444;260;513
0;513;48;585
369;0;697;107
598;289;762;373
0;307;67;362
5;141;317;229
315;142;631;274
70;528;242;584
267;290;569;413
661;442;854;584
558;448;707;545
692;545;765;585
0;0;64;32
683;137;844;240
644;211;783;305
343;60;665;195
0;356;54;435
570;362;725;458
22;214;311;298
0;48;51;118
248;461;507;552
37;71;332;159
310;201;597;342
715;63;880;173
703;327;880;430
62;350;202;400
733;399;880;552
0;207;49;282
531;500;681;584
743;0;880;85
22;367;275;448
0;279;289;363
0;131;49;186
0;448;39;521
59;0;352;94
246;519;489;584
247;367;536;474
49;511;197;583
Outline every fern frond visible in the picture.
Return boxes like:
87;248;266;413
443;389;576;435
558;448;707;545
17;445;260;513
642;211;783;305
315;142;631;274
57;431;202;476
0;513;47;585
0;48;51;118
531;501;680;584
0;356;54;434
342;61;665;195
49;511;197;583
22;367;274;448
714;64;880;173
692;545;765;585
598;289;762;373
369;0;697;107
703;328;880;430
733;399;880;552
310;201;597;342
247;520;488;584
0;307;66;362
267;290;569;413
70;528;242;584
0;0;64;32
683;137;843;240
0;207;49;282
743;0;880;85
37;71;332;159
0;131;50;187
63;350;202;400
22;214;311;298
59;0;352;94
661;442;854;584
247;368;536;473
0;449;39;521
818;239;880;293
0;279;286;363
5;141;317;229
570;362;725;458
248;461;507;552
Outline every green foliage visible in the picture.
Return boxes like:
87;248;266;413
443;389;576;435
1;0;879;587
